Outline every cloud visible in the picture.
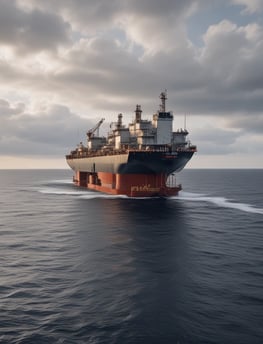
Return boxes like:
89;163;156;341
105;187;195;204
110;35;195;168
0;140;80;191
190;125;242;155
118;0;197;55
184;19;263;114
1;1;263;114
231;0;263;13
0;100;95;156
0;0;71;54
23;0;121;33
190;119;263;156
227;114;263;134
0;99;25;116
0;0;263;167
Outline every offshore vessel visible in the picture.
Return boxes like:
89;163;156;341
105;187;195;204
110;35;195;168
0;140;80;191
66;92;196;197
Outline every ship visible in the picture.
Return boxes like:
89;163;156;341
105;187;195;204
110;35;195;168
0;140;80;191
66;91;197;197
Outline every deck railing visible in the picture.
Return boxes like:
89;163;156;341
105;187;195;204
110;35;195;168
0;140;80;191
66;144;197;159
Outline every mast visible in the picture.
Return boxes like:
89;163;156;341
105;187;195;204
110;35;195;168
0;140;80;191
117;113;123;129
135;104;142;122
159;90;167;112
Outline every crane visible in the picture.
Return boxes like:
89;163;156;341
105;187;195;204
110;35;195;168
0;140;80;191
87;118;105;139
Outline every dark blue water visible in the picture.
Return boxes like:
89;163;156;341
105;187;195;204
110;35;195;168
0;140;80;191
0;169;263;343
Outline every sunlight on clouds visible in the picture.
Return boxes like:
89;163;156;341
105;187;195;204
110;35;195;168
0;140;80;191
16;0;35;12
22;52;62;74
0;46;15;60
232;0;263;13
241;23;263;41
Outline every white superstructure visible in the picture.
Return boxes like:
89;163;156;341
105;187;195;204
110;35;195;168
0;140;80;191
75;91;191;155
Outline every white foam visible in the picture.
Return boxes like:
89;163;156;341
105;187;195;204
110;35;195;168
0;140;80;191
37;186;129;199
37;187;263;214
79;194;129;200
49;179;73;184
38;187;89;196
175;191;263;214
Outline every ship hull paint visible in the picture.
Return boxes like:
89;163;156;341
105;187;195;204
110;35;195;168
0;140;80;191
73;171;181;197
67;150;194;175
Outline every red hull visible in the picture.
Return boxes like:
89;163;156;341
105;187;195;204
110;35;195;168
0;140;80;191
73;171;181;197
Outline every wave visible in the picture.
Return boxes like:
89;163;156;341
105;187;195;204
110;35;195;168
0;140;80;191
175;191;263;214
37;182;263;214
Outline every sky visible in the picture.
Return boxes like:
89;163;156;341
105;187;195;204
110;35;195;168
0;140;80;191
0;0;263;169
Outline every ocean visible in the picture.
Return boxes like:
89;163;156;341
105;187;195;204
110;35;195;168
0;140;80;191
0;169;262;344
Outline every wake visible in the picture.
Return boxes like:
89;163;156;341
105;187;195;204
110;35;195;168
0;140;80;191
37;180;263;214
175;191;263;215
37;186;128;199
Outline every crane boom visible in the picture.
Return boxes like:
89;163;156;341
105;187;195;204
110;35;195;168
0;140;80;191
87;118;105;139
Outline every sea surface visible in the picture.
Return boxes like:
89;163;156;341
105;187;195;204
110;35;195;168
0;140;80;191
0;169;263;344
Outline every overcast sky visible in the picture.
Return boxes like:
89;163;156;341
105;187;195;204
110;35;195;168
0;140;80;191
0;0;263;169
